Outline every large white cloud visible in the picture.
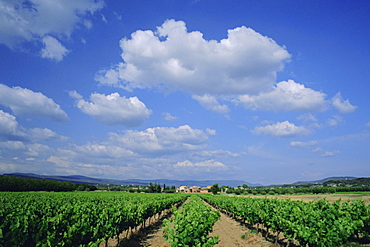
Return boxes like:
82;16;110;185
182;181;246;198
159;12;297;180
55;125;221;161
43;124;239;180
48;125;215;169
0;84;69;121
96;19;291;95
237;80;327;112
96;19;350;116
108;125;210;155
0;0;104;60
252;121;311;138
71;91;151;127
332;92;357;113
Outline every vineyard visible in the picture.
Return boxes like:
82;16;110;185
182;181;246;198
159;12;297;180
163;195;220;246
0;191;370;246
0;192;186;247
201;194;370;246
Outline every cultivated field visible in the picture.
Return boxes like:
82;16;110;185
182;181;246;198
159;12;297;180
245;192;370;205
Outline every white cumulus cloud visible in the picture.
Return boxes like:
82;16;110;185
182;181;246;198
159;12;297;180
96;19;291;96
327;115;343;126
73;92;152;127
40;35;69;62
0;84;69;122
0;110;25;140
0;0;104;60
108;125;209;155
192;94;230;115
162;112;177;121
0;110;67;143
252;121;311;138
45;124;223;178
237;80;327;112
27;128;68;142
332;92;357;113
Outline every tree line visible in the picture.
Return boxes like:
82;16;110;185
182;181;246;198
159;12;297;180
106;182;177;193
225;184;370;195
0;175;97;192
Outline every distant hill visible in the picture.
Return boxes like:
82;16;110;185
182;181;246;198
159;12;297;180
323;177;370;187
292;176;357;186
3;173;261;187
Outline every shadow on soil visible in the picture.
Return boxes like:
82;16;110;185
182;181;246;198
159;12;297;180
117;212;171;247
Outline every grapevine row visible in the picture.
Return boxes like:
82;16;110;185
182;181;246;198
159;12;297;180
201;195;370;246
0;192;187;247
163;195;220;247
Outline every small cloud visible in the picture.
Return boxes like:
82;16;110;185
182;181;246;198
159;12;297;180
68;90;83;100
297;113;317;122
40;36;69;62
252;121;311;138
321;151;340;157
162;112;177;121
365;122;370;128
290;141;318;148
206;128;216;135
84;20;93;30
311;147;323;153
327;115;343;126
332;92;357;114
101;14;107;23
113;12;122;20
192;94;230;115
174;160;226;168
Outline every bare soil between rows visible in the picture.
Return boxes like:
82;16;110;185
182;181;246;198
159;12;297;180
102;198;277;247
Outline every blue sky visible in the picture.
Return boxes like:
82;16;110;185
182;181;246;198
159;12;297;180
0;0;369;185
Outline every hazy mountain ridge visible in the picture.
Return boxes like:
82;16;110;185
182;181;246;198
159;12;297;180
3;173;260;187
292;176;357;185
3;173;364;187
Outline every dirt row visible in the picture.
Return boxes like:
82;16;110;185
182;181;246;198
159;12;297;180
101;198;277;247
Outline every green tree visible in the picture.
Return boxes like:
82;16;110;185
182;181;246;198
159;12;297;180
210;184;220;195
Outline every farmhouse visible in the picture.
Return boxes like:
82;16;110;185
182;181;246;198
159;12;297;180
176;185;211;193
